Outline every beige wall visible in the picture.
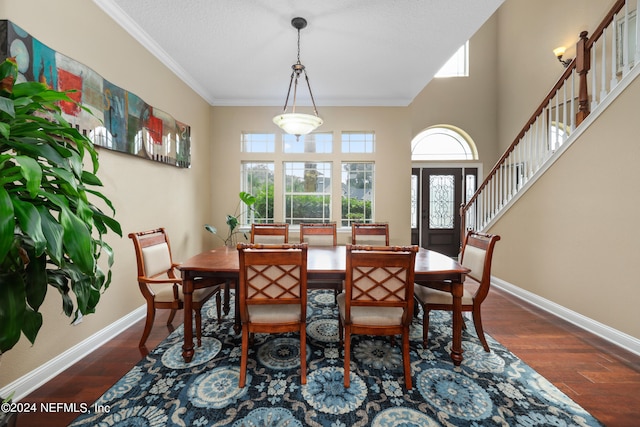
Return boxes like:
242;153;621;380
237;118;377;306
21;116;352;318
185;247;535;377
410;12;501;174
488;74;640;338
209;106;413;245
496;0;614;151
0;0;212;385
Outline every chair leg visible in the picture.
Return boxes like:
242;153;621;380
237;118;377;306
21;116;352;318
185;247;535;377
139;303;156;347
195;308;203;347
402;327;412;390
216;290;222;323
422;306;431;348
472;306;490;352
239;324;249;388
344;326;351;388
300;324;307;385
223;280;232;315
167;307;178;324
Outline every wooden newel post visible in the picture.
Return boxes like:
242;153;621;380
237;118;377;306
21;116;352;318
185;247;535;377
576;30;590;125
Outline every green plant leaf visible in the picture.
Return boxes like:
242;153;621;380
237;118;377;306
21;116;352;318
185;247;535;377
239;191;256;206
4;138;67;166
0;187;15;261
0;272;26;353
60;208;95;275
24;250;48;311
80;170;103;186
226;214;239;232
0;98;14;117
11;81;49;98
37;205;64;264
15;155;42;198
21;306;43;346
12;197;46;257
48;270;73;317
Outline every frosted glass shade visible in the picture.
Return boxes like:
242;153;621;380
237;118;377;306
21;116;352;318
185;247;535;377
272;113;323;135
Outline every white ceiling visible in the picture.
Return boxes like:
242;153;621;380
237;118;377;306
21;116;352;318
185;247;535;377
94;0;504;107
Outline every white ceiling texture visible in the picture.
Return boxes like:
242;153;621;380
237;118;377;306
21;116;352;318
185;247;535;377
94;0;504;107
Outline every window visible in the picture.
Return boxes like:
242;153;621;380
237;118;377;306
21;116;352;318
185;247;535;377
429;174;455;229
616;10;637;72
283;132;332;153
435;41;469;78
410;174;418;229
342;131;375;153
241;162;275;223
284;161;332;224
411;126;477;161
242;132;275;153
341;162;374;226
549;122;569;151
239;132;376;227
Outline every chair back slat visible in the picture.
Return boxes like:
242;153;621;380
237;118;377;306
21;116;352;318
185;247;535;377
351;223;389;245
300;222;337;246
251;223;289;244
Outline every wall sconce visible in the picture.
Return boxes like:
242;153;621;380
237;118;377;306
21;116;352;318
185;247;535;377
553;47;572;67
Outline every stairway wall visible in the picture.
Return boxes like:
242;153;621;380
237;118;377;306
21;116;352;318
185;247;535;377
488;74;640;340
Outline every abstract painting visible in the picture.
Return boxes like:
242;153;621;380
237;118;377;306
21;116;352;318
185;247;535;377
0;20;191;168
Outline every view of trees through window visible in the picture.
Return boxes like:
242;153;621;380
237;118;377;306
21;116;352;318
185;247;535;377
342;162;374;226
240;132;376;226
241;162;274;223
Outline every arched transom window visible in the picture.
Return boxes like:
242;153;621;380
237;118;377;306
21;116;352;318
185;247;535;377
411;126;477;161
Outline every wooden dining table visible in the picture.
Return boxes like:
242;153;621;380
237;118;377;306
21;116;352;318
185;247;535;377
178;245;470;365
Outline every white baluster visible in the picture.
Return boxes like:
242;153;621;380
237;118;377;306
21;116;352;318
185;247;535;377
601;29;609;102
636;0;640;65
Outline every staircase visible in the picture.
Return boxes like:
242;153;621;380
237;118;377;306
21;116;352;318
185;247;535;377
461;0;640;233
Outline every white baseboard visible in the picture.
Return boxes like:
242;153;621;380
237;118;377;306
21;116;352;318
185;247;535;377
492;276;640;357
1;305;146;401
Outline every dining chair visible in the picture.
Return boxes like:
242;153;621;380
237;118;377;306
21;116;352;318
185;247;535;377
299;222;341;300
414;230;501;352
338;244;419;389
250;223;289;244
236;243;308;388
128;228;222;347
351;222;389;245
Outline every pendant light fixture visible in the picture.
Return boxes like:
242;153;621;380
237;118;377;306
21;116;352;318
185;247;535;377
272;17;323;136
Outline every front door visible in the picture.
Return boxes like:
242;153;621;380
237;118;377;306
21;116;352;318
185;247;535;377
413;167;477;257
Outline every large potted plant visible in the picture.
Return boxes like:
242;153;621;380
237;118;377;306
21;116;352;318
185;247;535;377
0;57;121;374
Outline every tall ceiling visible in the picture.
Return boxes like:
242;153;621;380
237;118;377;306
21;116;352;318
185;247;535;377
95;0;504;107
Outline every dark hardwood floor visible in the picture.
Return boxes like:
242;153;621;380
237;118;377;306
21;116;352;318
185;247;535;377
13;288;640;426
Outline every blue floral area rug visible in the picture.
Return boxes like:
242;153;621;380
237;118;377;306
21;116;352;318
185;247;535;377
70;290;603;426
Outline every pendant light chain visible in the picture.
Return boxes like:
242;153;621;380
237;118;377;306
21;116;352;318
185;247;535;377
297;27;301;65
272;17;324;136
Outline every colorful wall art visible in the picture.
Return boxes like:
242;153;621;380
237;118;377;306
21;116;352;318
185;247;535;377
0;20;191;168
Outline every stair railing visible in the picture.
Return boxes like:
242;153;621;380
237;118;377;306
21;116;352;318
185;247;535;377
461;0;638;235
